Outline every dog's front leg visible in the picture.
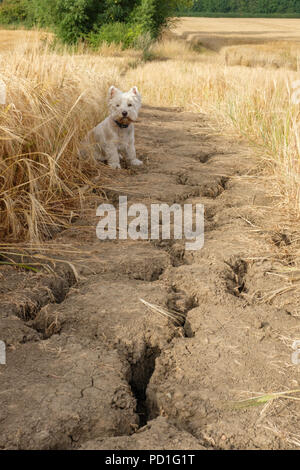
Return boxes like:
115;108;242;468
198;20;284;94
105;144;121;169
125;143;143;166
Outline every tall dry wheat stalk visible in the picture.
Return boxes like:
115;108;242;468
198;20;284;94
0;38;128;242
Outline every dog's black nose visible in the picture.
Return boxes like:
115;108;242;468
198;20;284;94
122;111;128;117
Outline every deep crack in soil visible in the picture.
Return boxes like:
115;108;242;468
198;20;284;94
1;106;300;450
129;344;161;428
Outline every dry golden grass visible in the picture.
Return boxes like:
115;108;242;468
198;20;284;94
0;36;130;241
150;38;205;61
173;17;300;50
172;17;300;69
0;29;52;52
124;35;300;214
222;42;297;69
175;16;300;35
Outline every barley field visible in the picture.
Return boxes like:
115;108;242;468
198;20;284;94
1;18;300;242
174;17;300;49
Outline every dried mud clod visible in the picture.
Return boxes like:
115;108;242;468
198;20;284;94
0;265;77;344
167;287;198;317
200;176;229;199
195;150;217;163
271;231;292;248
151;239;187;267
224;257;248;298
27;305;63;339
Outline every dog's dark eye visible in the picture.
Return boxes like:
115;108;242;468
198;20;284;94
116;104;120;107
128;104;132;107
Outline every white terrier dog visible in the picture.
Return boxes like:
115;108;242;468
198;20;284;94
79;86;143;169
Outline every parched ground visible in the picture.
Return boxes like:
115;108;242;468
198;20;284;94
1;106;300;450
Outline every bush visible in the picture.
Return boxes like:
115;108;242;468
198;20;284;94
130;0;193;38
0;0;29;24
25;0;57;27
53;0;104;44
100;0;139;23
88;22;143;49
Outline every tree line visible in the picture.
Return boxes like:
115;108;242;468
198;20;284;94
185;0;300;14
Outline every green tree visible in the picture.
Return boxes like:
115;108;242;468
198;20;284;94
0;0;28;24
53;0;106;43
131;0;192;38
185;0;300;13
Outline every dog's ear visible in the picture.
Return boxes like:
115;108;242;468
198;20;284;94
108;86;121;100
130;86;141;100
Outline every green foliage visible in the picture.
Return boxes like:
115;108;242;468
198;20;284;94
53;0;105;44
100;0;139;23
0;0;28;24
179;0;300;15
25;0;57;27
178;11;300;17
88;22;143;49
131;0;192;38
131;0;159;39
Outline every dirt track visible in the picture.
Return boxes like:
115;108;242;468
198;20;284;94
1;106;300;449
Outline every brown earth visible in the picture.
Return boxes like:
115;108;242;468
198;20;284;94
1;106;300;450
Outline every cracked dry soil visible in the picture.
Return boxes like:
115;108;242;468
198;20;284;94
1;106;300;450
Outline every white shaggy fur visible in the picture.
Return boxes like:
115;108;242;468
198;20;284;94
79;86;143;169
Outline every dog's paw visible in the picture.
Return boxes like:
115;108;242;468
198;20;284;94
109;162;122;169
131;159;143;166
